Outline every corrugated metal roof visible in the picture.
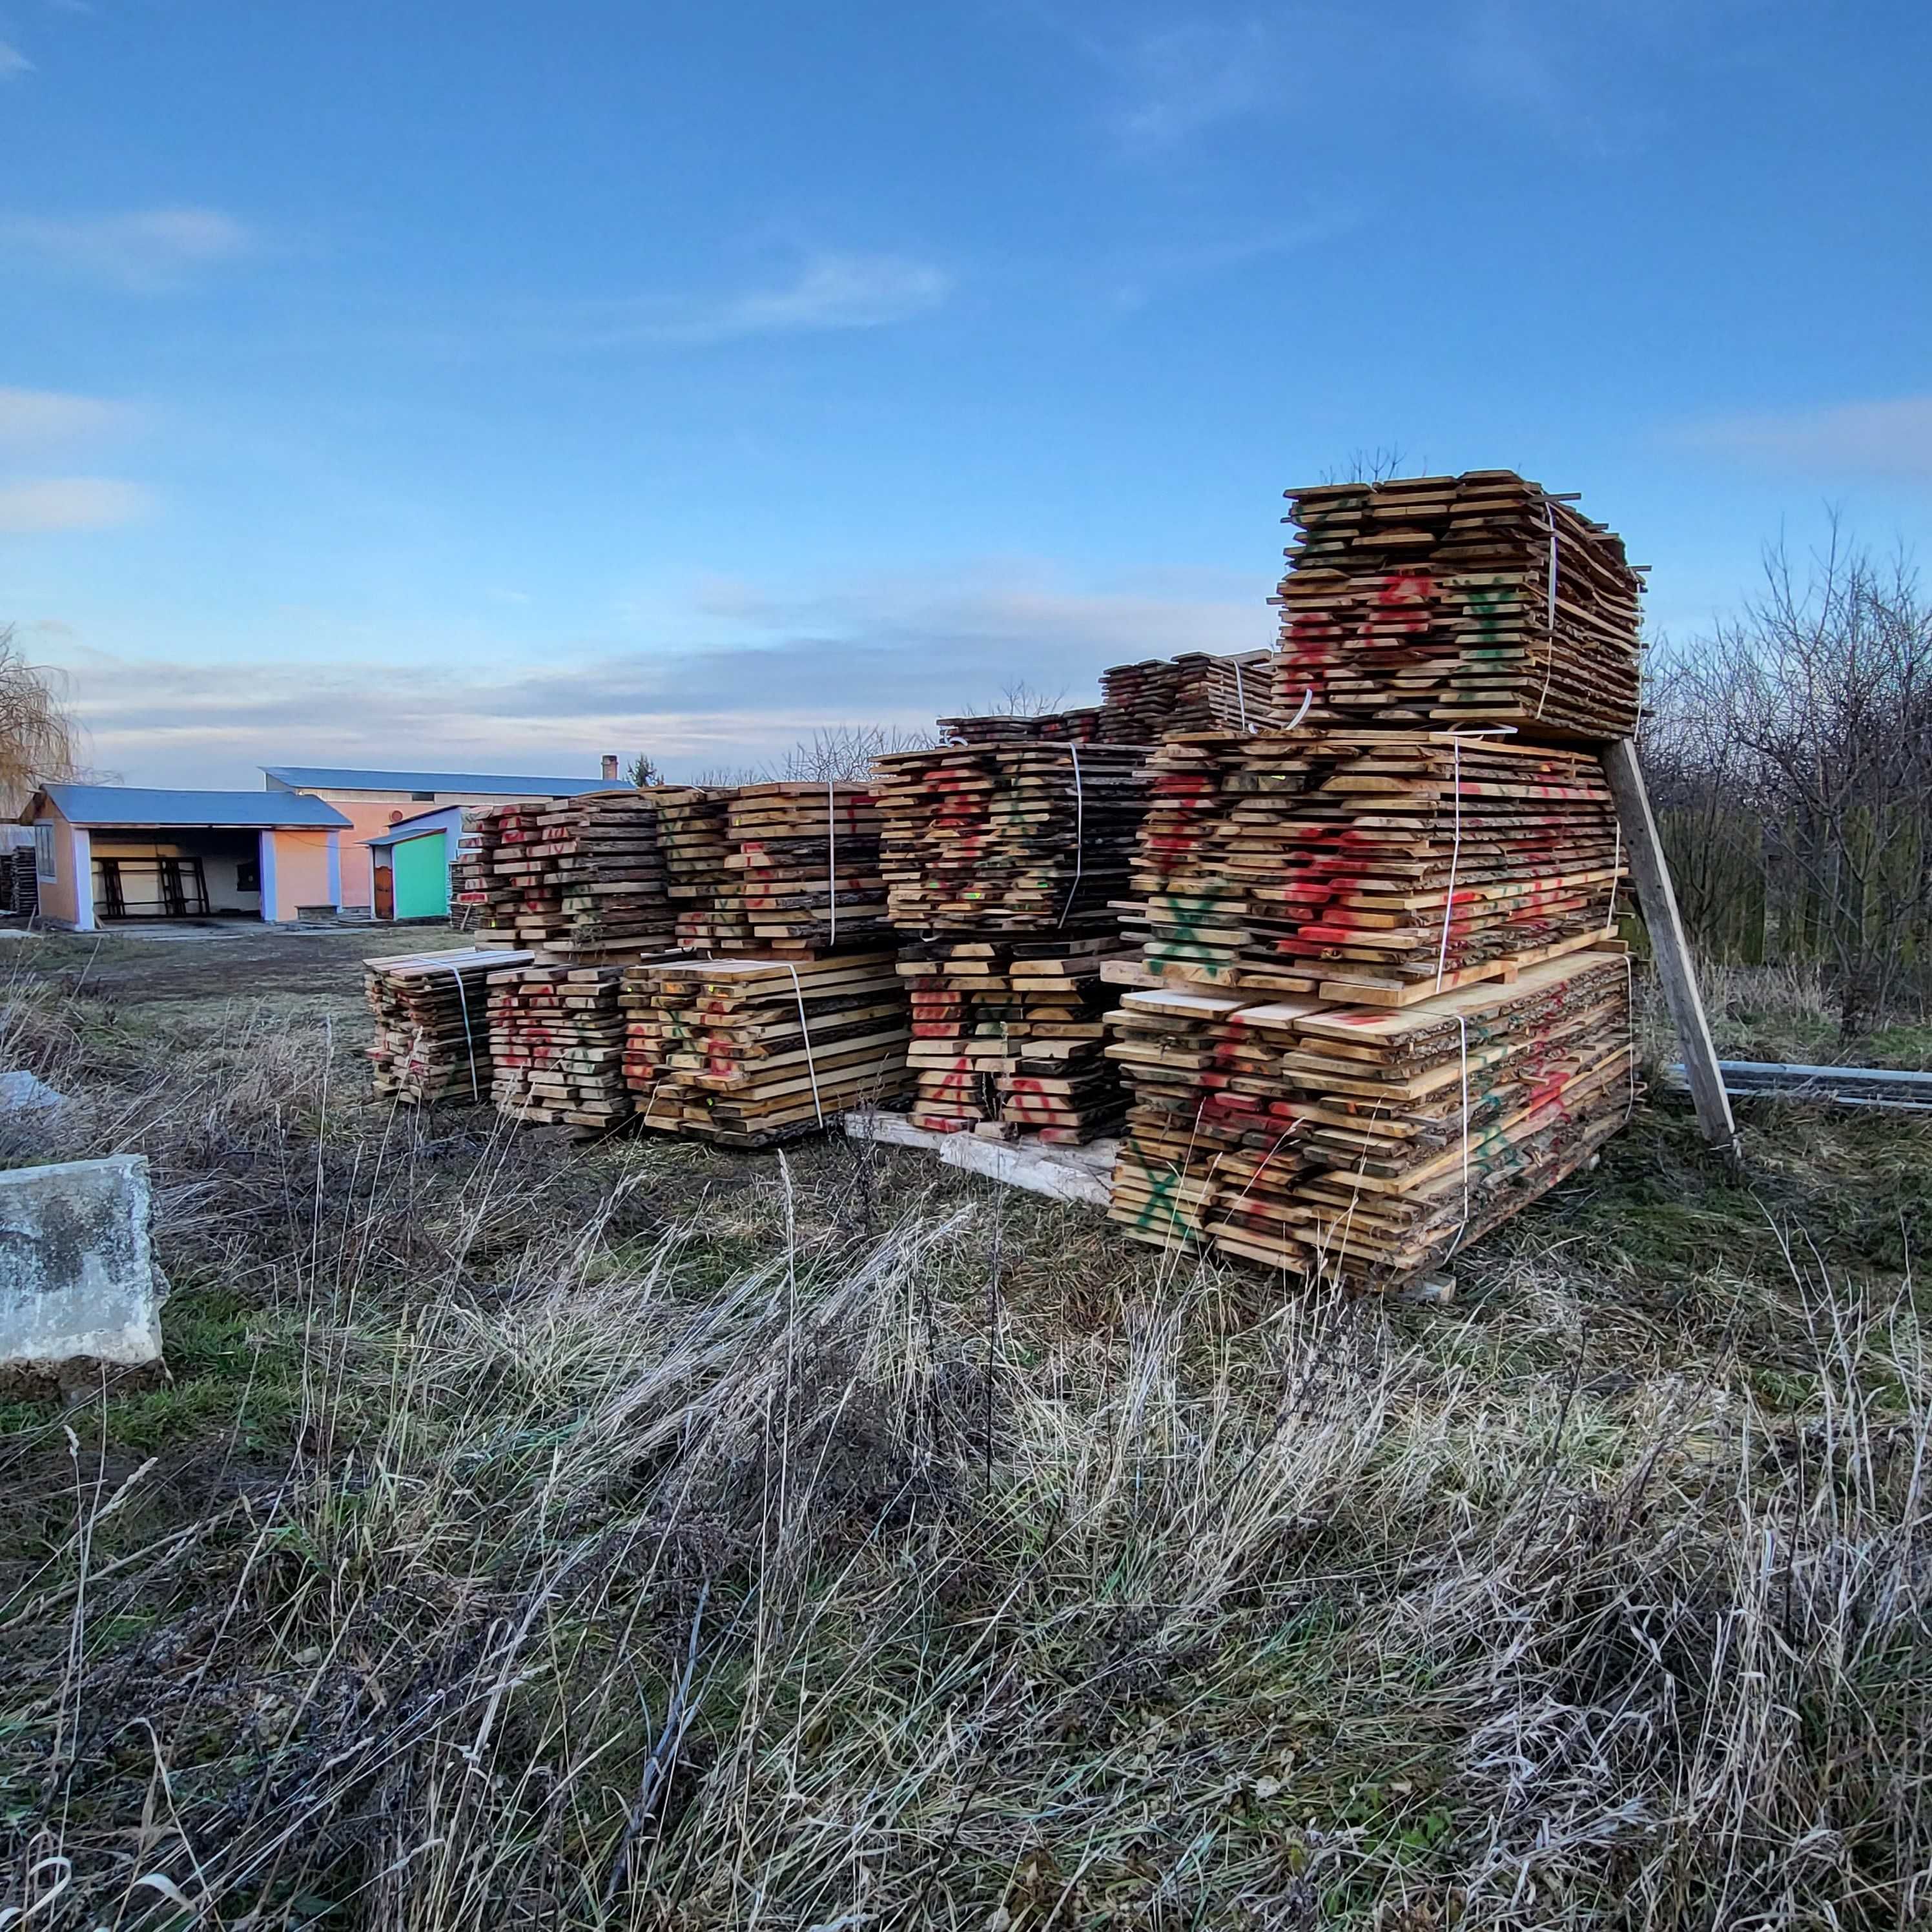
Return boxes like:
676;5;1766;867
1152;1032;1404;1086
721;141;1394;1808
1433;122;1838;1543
263;765;604;796
364;804;465;847
36;785;353;830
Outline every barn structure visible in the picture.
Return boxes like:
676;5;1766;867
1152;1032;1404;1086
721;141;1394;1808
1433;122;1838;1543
262;761;616;913
21;785;351;929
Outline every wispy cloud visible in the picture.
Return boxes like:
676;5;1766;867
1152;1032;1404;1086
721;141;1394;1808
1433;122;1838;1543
0;387;131;444
0;477;152;532
0;206;252;291
0;41;32;78
1112;18;1279;152
1676;396;1932;482
40;562;1268;783
531;251;953;350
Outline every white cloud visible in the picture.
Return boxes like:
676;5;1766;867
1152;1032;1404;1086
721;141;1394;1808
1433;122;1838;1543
37;561;1269;783
0;41;32;77
0;206;252;291
0;387;129;444
0;478;152;531
1678;396;1932;482
539;252;954;350
1113;19;1277;151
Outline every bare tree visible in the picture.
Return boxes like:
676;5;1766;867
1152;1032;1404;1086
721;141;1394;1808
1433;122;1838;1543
1645;522;1932;1034
0;622;85;814
1317;445;1415;486
765;723;934;783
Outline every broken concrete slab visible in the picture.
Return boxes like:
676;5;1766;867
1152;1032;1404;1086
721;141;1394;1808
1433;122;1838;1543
0;1153;166;1374
0;1070;68;1114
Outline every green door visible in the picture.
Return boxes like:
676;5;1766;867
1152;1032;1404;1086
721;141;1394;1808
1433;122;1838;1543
392;832;449;920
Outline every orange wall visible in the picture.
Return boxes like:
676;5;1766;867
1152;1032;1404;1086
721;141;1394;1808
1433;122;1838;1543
318;800;408;906
267;828;336;920
30;814;87;926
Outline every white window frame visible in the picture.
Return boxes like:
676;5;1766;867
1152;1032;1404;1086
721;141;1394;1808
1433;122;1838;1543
34;821;57;883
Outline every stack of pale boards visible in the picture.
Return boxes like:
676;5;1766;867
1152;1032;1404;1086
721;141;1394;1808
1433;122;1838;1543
365;946;531;1105
1274;469;1644;741
901;935;1129;1142
665;783;893;954
453;790;673;963
621;949;911;1147
1123;728;1622;1002
488;963;632;1133
1105;948;1634;1289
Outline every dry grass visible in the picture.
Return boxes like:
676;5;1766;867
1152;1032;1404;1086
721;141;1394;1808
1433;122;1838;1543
3;960;1931;1929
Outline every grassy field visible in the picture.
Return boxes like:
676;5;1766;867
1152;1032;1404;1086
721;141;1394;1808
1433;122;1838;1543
2;927;1929;1930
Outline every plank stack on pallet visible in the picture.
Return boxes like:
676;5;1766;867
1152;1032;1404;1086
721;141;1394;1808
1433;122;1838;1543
1204;650;1280;733
653;787;733;944
899;936;1131;1142
1099;655;1219;740
1273;471;1643;741
673;785;892;953
1118;729;1623;1004
488;963;632;1133
621;949;911;1144
365;945;533;1105
871;738;1155;1142
451;791;673;962
872;739;1153;933
1104;951;1634;1288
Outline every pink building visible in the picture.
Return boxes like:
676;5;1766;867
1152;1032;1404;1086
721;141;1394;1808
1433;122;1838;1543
22;784;351;927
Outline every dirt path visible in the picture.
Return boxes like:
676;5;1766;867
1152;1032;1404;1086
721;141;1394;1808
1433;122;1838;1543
6;923;461;1004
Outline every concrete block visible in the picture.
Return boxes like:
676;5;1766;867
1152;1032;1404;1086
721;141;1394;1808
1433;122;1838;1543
0;1154;165;1372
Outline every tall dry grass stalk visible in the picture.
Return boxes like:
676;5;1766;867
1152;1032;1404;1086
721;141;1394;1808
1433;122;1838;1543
3;972;1930;1929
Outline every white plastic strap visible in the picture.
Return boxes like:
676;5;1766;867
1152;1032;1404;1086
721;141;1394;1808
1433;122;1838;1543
826;781;838;947
1603;818;1623;936
1058;744;1085;930
785;962;825;1125
1623;952;1638;1125
440;961;482;1102
1286;685;1314;732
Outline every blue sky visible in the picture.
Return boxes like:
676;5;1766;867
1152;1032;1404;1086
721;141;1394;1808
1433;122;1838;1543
1;0;1927;785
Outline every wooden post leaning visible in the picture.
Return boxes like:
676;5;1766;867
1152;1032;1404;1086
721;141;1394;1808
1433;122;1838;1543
1601;737;1742;1163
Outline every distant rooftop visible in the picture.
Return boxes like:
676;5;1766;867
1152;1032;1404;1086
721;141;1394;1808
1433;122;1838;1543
34;785;353;830
263;765;604;797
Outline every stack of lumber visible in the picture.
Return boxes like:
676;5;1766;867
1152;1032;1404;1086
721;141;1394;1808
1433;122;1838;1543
488;964;632;1131
656;787;734;943
872;740;1155;932
1105;949;1634;1288
1118;729;1623;1004
1273;471;1643;740
673;785;890;952
936;710;1105;745
1099;655;1219;740
365;945;531;1105
900;936;1132;1142
451;791;673;961
1204;651;1280;732
621;950;910;1144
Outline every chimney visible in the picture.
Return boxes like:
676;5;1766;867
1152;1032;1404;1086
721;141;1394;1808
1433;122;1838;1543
601;753;621;782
